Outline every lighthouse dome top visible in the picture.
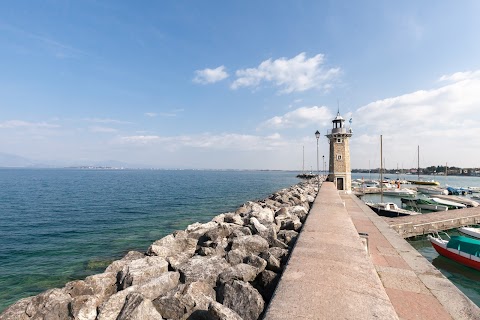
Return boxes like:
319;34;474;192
334;112;344;121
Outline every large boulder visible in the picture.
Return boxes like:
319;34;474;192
147;234;198;264
253;270;280;302
207;301;243;320
24;288;72;320
118;256;169;289
116;292;163;320
223;212;244;226
217;280;264;320
277;230;299;246
218;263;260;284
178;255;230;286
0;297;32;320
152;281;215;319
230;235;269;256
69;295;100;320
105;251;145;274
97;272;179;320
185;221;219;240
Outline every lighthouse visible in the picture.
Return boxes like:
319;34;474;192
325;111;353;191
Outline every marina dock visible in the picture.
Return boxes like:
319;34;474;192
265;182;479;319
385;206;480;238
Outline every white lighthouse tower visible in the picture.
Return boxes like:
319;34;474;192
325;111;353;191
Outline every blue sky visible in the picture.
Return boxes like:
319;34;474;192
1;1;480;170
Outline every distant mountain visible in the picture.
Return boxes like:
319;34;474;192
0;153;144;169
0;153;37;167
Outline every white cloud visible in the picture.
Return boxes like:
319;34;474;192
119;132;288;151
352;70;480;168
89;126;118;133
438;70;480;83
144;112;157;117
0;120;60;129
84;118;132;124
193;66;229;84
231;52;341;93
259;106;333;129
120;135;162;144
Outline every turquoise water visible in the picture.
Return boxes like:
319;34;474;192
354;173;480;306
0;168;300;312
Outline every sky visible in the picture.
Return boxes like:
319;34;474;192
1;1;480;170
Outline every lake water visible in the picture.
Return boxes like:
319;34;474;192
355;173;480;306
0;168;300;312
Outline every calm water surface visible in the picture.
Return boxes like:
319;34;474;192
0;168;300;312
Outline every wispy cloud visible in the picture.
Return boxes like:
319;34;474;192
0;22;89;59
0;120;60;129
144;112;157;117
84;118;133;125
231;52;341;94
89;126;118;133
193;66;229;84
119;132;287;151
259;106;333;129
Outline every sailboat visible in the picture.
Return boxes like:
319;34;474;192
407;145;440;186
365;135;420;217
296;146;315;179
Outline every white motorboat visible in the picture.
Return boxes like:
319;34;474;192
433;194;479;207
401;198;448;212
415;186;448;195
366;202;420;218
430;197;466;209
382;188;417;197
458;227;480;240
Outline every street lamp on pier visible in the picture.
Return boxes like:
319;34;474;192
315;130;320;190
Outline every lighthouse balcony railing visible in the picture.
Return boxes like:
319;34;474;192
327;128;353;135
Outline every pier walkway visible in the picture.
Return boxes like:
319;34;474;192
264;182;479;319
384;207;480;238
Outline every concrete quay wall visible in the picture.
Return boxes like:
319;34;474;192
265;182;480;320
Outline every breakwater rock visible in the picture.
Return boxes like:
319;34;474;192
1;180;319;320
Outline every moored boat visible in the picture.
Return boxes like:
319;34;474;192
382;188;416;197
458;227;480;240
428;233;480;271
401;197;448;212
416;186;448;195
366;202;420;217
408;180;440;186
430;197;467;210
433;194;479;208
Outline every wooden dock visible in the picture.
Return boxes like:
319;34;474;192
384;206;480;238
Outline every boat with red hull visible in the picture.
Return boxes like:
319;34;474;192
428;234;480;271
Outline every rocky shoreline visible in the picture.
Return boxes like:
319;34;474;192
1;179;319;320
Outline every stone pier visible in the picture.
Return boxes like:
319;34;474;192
264;182;479;319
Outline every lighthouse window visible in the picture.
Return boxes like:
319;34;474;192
336;154;342;160
336;138;343;143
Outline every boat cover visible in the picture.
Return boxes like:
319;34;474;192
446;236;480;257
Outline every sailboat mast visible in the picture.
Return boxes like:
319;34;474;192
417;145;420;181
380;135;383;202
302;146;305;174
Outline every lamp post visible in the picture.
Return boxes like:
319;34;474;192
315;130;320;190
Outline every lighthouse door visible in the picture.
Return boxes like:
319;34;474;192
336;178;344;190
